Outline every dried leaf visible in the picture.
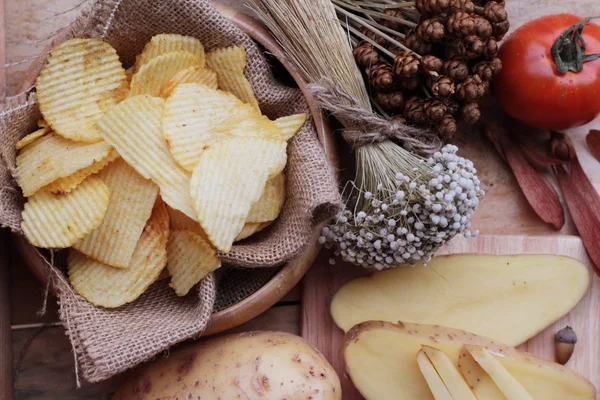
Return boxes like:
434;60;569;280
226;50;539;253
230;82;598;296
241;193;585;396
520;146;567;166
586;129;600;164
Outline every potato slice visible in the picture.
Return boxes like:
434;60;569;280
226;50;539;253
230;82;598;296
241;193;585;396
73;158;159;268
234;221;272;242
416;350;454;400
206;46;259;110
167;206;206;238
166;230;221;296
16;133;113;197
246;172;285;223
15;127;50;150
190;137;287;251
331;254;590;346
21;176;109;248
421;346;477;400
97;94;196;219
458;346;506;400
343;321;596;400
465;345;533;400
134;34;205;72
160;66;218;97
36;38;128;143
273;113;307;141
68;199;169;308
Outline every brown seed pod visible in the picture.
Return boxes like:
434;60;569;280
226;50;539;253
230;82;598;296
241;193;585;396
444;39;467;59
430;75;456;97
490;57;503;74
360;26;387;46
353;41;380;68
442;58;469;82
461;102;481;124
555;326;577;365
437;113;458;142
375;91;405;111
369;63;396;91
446;11;477;39
483;1;508;23
492;20;511;40
423;98;448;122
382;8;405;31
464;35;486;59
416;0;451;16
403;97;428;124
417;18;446;42
474;15;493;39
397;76;420;91
393;50;421;79
456;75;485;102
405;30;433;55
441;96;460;115
472;60;494;81
483;37;499;60
420;55;444;75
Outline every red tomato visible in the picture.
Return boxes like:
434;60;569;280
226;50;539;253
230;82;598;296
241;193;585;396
495;14;600;131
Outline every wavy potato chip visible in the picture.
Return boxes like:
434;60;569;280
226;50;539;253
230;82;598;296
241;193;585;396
160;66;218;97
206;46;259;110
36;38;128;143
167;230;221;297
190;137;287;251
167;206;206;238
21;176;110;248
163;83;280;172
45;149;119;195
247;172;285;223
234;221;272;242
73;158;159;268
134;34;205;72
129;51;203;97
97;95;196;219
273;113;307;141
68;199;169;308
15;127;51;150
16;133;113;197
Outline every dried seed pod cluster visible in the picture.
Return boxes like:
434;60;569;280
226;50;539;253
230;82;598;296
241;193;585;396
346;0;508;142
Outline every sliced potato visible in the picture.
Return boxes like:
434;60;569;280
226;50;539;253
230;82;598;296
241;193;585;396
234;221;272;242
421;345;477;400
160;66;218;97
246;172;285;223
167;206;206;238
458;346;506;400
416;350;454;400
134;34;205;72
15;127;50;150
273;113;307;141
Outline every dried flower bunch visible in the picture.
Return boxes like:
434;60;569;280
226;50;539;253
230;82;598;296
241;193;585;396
337;0;508;142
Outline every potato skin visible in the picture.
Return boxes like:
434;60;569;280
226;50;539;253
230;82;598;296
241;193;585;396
112;331;341;400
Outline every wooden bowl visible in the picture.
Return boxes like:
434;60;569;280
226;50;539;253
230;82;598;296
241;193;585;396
12;3;337;336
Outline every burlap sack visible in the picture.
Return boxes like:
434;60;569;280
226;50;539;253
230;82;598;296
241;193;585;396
0;0;340;383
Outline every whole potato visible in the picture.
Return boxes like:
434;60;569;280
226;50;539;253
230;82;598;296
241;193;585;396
112;331;341;400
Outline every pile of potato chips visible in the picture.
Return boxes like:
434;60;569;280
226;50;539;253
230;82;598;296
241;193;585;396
17;34;306;307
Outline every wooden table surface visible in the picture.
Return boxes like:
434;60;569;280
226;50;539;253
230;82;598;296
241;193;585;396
3;0;600;399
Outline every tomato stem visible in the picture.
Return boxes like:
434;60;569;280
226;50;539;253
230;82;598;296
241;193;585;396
551;18;600;74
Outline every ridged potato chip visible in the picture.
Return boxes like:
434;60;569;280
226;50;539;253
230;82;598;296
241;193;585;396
167;206;206;238
129;51;203;97
273;113;307;141
190;137;287;251
160;66;218;97
206;46;259;110
68;199;169;308
97;95;196;219
247;172;285;223
134;34;205;72
36;38;128;143
163;83;280;172
15;127;51;150
16;133;113;197
167;230;221;297
234;221;272;242
73;158;159;268
45;149;119;195
21;176;110;248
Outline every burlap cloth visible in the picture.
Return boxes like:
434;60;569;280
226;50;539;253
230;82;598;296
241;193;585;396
0;0;340;383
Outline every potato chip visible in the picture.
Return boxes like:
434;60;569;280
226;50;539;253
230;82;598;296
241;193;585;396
73;158;159;268
160;66;218;97
134;34;205;72
167;206;207;238
125;66;133;83
190;137;287;251
206;46;259;110
36;38;128;143
129;51;203;97
37;119;49;129
68;199;169;308
247;172;285;223
167;230;221;296
16;133;113;197
97;94;196;219
273;113;307;141
163;83;280;172
21;176;110;248
45;149;119;195
234;221;272;242
15;127;50;150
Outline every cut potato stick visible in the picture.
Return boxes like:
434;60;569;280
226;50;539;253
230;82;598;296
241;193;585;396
421;345;477;400
458;346;506;400
416;350;454;400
